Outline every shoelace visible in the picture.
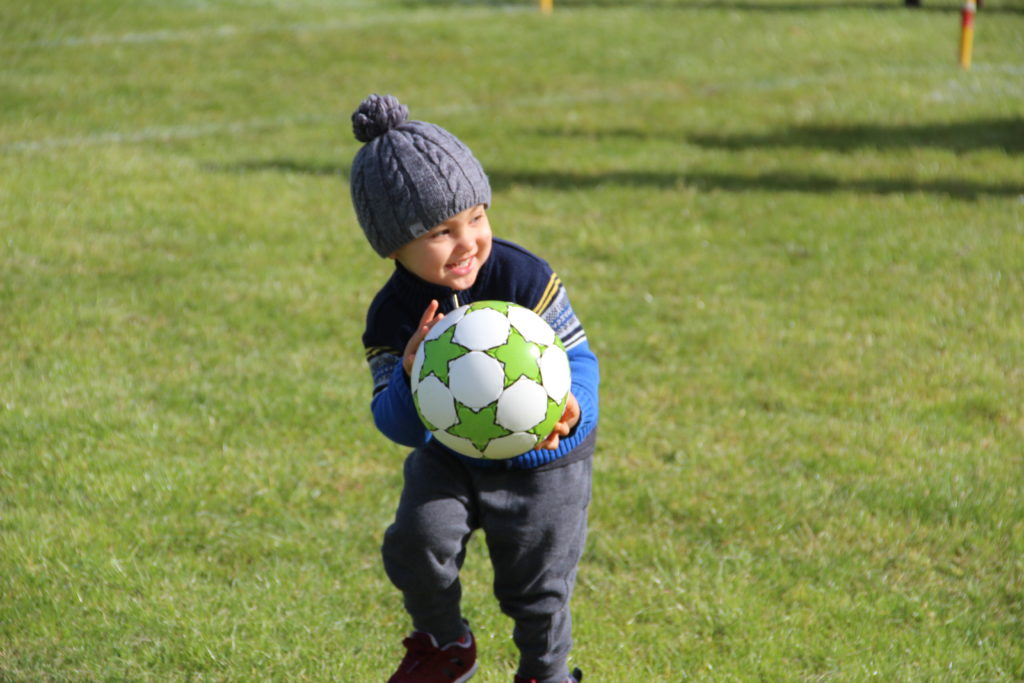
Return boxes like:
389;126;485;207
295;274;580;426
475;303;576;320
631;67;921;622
398;636;437;671
398;634;470;675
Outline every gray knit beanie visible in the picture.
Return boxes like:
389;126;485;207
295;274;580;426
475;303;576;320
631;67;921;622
349;94;492;258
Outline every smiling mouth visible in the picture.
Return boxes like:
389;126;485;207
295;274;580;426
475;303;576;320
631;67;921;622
447;256;474;271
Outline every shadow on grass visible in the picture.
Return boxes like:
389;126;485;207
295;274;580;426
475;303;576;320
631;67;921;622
208;160;1022;200
210;119;1022;199
488;169;1024;199
533;118;1024;154
206;159;344;177
688;118;1024;154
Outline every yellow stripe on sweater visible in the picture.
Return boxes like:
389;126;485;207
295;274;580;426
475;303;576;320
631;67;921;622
533;273;561;314
365;345;397;361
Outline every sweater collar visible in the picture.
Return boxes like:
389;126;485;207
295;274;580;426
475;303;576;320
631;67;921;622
391;261;454;306
390;256;493;312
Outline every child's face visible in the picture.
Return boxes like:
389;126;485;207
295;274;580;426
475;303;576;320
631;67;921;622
390;204;492;291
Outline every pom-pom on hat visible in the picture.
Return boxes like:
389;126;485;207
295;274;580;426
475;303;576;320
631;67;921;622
349;94;492;258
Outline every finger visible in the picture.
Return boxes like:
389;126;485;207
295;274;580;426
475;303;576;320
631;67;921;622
535;421;570;450
412;304;443;347
563;394;580;419
423;312;444;334
535;435;558;450
418;300;440;328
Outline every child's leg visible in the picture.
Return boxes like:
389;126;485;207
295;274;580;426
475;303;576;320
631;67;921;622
482;457;592;683
382;447;476;646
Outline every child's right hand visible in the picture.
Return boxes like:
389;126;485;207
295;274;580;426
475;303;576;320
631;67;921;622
535;391;580;451
403;299;444;376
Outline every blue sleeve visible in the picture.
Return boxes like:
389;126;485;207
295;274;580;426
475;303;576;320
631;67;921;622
557;339;600;453
568;339;599;430
369;356;432;448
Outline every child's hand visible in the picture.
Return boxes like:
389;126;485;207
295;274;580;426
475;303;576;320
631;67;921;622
535;392;580;451
403;300;445;375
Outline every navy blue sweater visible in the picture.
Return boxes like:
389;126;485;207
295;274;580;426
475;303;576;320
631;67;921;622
363;238;599;469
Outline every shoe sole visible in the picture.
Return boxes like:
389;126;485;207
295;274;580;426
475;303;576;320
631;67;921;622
453;661;478;683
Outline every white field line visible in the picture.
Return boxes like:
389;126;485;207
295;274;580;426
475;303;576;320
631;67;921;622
0;115;333;153
3;65;1022;154
0;91;621;153
13;6;530;49
0;84;788;154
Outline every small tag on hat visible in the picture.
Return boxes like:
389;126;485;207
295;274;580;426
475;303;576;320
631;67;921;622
408;222;427;238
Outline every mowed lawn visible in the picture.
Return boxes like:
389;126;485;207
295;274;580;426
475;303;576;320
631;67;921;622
2;0;1023;680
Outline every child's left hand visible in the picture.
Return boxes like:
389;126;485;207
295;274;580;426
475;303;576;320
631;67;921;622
403;300;444;376
535;392;580;451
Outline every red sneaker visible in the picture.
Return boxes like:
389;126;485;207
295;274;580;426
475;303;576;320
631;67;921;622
514;668;583;683
387;630;477;683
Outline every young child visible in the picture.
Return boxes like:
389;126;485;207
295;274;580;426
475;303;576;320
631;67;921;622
349;94;599;683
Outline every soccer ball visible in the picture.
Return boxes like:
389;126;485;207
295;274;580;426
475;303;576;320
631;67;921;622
410;300;571;459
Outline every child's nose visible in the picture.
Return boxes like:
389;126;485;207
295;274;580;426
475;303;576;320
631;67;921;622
455;228;475;250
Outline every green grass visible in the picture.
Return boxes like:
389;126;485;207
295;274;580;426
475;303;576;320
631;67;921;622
2;0;1023;680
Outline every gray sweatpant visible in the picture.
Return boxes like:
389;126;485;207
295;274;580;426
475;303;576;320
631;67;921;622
382;445;592;683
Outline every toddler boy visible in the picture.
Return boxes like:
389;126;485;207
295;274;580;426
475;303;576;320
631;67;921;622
349;94;599;683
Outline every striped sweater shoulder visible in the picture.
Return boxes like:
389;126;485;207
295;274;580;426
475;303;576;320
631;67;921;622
481;240;588;351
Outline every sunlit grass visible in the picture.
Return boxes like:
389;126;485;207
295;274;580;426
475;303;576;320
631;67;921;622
2;0;1023;680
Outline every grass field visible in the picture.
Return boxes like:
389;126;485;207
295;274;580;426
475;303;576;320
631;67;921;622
2;0;1023;680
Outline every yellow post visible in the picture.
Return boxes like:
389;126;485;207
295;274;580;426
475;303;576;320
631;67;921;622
959;0;976;69
539;0;553;14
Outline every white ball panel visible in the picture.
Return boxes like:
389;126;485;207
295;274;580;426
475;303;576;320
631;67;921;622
483;432;538;459
415;375;458;429
539;345;571;401
496;377;549;431
433;429;485;458
507;305;555;346
423;305;466;342
448;352;505;410
453;308;510;351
